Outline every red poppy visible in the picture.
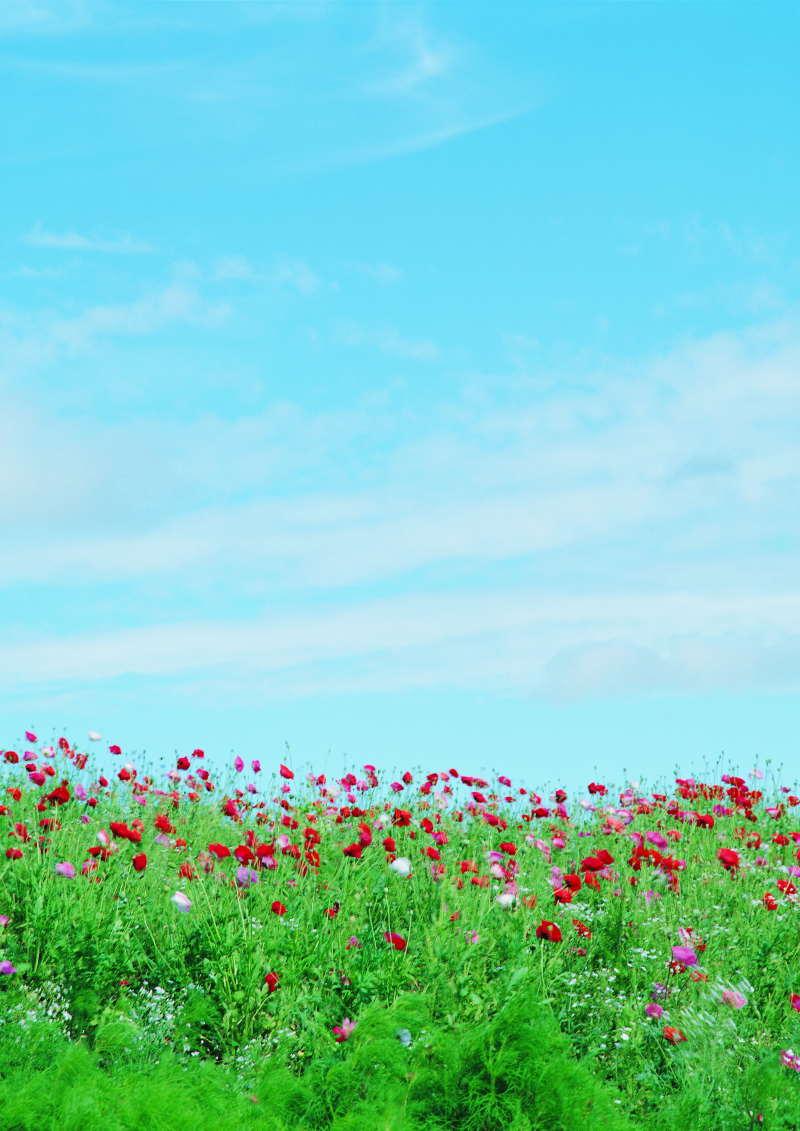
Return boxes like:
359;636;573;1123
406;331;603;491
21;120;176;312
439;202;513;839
393;808;412;827
132;853;147;872
343;843;362;859
176;756;190;771
663;1027;687;1044
5;848;22;860
572;918;592;938
421;817;434;833
717;848;740;871
271;901;287;916
535;919;562;942
553;888;573;904
472;792;487;804
384;931;407;951
279;764;294;780
357;822;372;848
46;785;70;806
234;845;255;864
763;891;778;911
264;972;280;993
382;836;396;852
423;846;440;861
563;873;582;892
499;842;517;855
580;856;602;872
208;842;231;859
178;861;196;880
460;859;478;873
4;751;19;764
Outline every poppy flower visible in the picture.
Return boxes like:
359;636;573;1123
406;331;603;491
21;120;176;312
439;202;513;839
553;888;573;905
382;836;396;852
208;842;231;859
563;873;582;892
5;848;22;861
572;918;591;938
236;866;259;888
722;989;747;1008
717;848;740;871
343;843;362;859
671;945;697;966
271;900;287;916
498;776;512;787
132;853;147;872
170;892;191;913
333;1017;356;1042
663;1027;687;1044
763;892;778;911
790;993;800;1013
580;856;603;872
54;862;76;879
384;931;407;951
535;920;562;942
264;972;280;993
280;764;294;780
393;808;412;827
472;792;487;804
234;845;255;864
645;1003;663;1019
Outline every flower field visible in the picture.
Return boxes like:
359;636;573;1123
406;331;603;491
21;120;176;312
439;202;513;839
1;735;800;1130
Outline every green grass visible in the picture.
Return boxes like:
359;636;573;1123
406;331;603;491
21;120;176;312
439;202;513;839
1;740;799;1129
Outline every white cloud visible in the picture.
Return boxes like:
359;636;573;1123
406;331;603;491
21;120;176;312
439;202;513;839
21;223;155;254
334;320;440;360
274;254;321;294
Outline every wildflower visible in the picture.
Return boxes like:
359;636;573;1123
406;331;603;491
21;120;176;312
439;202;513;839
132;853;147;872
535;919;562;942
0;961;17;975
572;918;591;939
790;993;800;1013
389;856;413;878
671;945;698;966
346;936;361;949
780;1049;800;1071
763;892;778;911
0;916;8;927
722;989;747;1009
343;843;362;859
717;848;740;871
264;972;280;993
467;930;480;944
663;1027;687;1044
333;1018;356;1043
384;931;407;951
280;764;294;780
236;866;259;888
495;893;515;909
390;782;404;793
208;842;231;859
170;892;191;913
553;888;573;905
271;901;287;916
54;862;76;879
645;1003;663;1019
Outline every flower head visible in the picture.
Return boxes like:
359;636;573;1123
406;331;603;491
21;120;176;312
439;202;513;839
170;891;191;913
54;861;76;879
333;1017;356;1043
384;931;407;951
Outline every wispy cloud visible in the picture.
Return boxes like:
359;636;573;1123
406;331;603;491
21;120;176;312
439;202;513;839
334;320;440;360
22;223;155;254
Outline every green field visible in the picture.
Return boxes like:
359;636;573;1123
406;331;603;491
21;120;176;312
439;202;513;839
1;737;799;1130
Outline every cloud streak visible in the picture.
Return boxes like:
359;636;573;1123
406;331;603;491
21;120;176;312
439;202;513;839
22;223;155;254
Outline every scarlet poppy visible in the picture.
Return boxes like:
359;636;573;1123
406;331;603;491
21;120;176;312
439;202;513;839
535;919;562;942
553;888;573;904
382;836;396;852
271;901;287;916
572;918;591;938
264;972;280;993
343;843;362;858
663;1027;687;1044
717;848;740;871
132;853;147;872
563;873;582;892
279;764;294;780
384;931;407;951
208;843;232;859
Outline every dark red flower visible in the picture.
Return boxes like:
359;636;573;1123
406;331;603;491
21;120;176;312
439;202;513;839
717;848;740;871
264;972;280;993
343;843;362;859
132;853;147;872
384;931;407;951
271;901;287;916
208;842;231;859
563;873;582;892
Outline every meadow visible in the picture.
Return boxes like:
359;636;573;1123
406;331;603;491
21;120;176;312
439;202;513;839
1;734;799;1131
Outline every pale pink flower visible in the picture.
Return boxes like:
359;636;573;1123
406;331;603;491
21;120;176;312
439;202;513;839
722;989;747;1009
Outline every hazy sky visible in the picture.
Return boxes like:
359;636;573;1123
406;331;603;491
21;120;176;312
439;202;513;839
2;1;800;790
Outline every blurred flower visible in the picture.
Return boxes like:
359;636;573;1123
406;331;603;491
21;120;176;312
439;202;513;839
271;901;287;916
54;862;76;879
672;945;698;966
236;866;259;889
663;1027;686;1044
170;892;191;913
389;857;413;878
0;961;17;975
722;989;747;1009
251;760;261;773
645;1003;663;1019
384;931;407;951
234;757;244;773
333;1017;356;1043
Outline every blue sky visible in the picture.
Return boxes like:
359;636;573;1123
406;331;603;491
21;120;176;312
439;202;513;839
2;1;800;790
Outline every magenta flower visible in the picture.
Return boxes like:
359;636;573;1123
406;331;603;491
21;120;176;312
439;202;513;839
0;915;9;928
75;784;87;801
333;1017;356;1043
722;989;747;1009
645;1002;664;1019
390;782;404;793
236;866;259;889
671;945;698;966
251;760;261;773
54;862;76;879
234;756;244;773
345;936;361;949
0;961;17;975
